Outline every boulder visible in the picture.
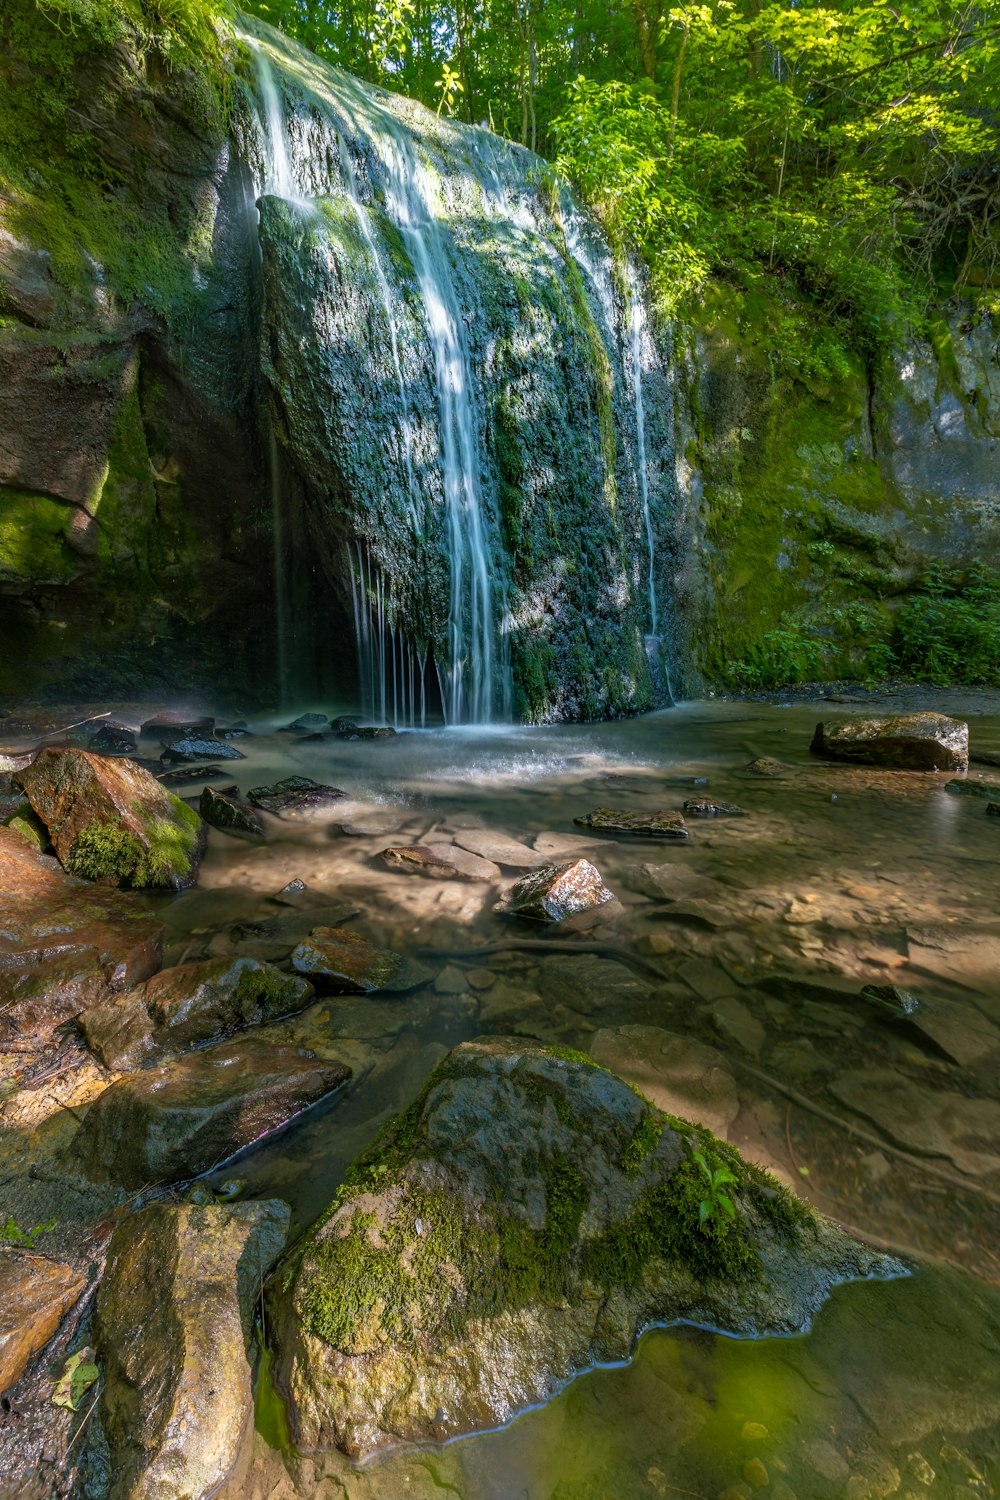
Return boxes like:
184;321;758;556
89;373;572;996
68;720;138;757
199;785;265;840
17;747;204;890
574;808;688;838
74;1038;351;1188
0;1249;86;1397
336;725;398;740
80;957;315;1071
270;1038;899;1458
282;713;329;733
291;928;433;995
494;859;615;923
246;776;347;817
97;1200;289;1500
0;825;163;1041
811;713;969;771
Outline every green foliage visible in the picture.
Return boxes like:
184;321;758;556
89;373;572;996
726;625;824;690
2;1215;57;1246
691;1149;737;1226
52;1348;99;1411
890;563;1000;686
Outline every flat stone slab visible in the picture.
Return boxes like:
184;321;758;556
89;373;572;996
494;858;615;923
291;927;433;995
380;844;493;881
574;808;688;838
811;713;968;771
828;1068;1000;1176
0;1249;86;1397
945;776;1000;799
452;829;547;869
80;957;315;1071
74;1038;351;1187
97;1201;288;1500
161;736;246;762
0;825;164;1043
537;954;652;1016
591;1025;740;1139
424;843;501;881
246;777;347;818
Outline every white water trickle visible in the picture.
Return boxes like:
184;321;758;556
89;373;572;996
630;283;658;638
337;139;423;535
342;85;498;725
252;44;298;200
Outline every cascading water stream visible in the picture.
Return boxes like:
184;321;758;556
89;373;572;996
629;282;658;639
252;43;298;200
336;140;423;536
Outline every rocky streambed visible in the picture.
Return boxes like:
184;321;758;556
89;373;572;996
2;695;1000;1499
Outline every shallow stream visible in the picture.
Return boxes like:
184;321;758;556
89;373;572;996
10;694;1000;1498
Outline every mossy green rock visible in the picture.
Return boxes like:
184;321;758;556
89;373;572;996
270;1037;900;1458
80;957;315;1072
18;746;204;889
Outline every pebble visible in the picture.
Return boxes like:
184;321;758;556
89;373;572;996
743;1459;768;1488
466;968;497;991
741;1422;769;1442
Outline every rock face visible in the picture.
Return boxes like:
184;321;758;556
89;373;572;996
0;824;163;1041
80;957;315;1071
0;1250;86;1397
97;1201;289;1500
18;748;204;889
74;1039;351;1188
270;1039;900;1458
495;859;616;922
291;928;433;995
810;713;969;770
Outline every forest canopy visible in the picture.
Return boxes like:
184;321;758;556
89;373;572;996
238;0;999;338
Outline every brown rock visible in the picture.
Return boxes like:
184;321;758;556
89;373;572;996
574;808;688;838
0;1249;87;1396
494;858;616;923
80;957;315;1071
380;844;488;881
291;928;433;994
0;824;163;1041
18;746;204;889
811;713;969;771
73;1038;351;1188
451;829;547;869
97;1200;289;1500
245;776;347;817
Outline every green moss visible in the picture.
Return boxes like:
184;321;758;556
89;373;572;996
289;1051;814;1353
560;251;618;513
232;964;297;1016
621;1110;663;1178
68;796;199;886
0;488;78;585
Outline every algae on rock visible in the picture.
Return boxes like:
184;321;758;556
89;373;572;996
270;1037;901;1458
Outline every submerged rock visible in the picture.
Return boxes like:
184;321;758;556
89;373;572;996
246;776;347;817
811;713;969;771
744;757;794;778
80;957;315;1071
291;927;433;994
452;829;546;869
74;1038;351;1188
495;858;615;923
591;1026;739;1140
683;799;747;818
336;725;398;740
270;1038;900;1458
97;1200;289;1500
0;824;163;1041
944;776;1000;800
18;747;204;890
859;983;921;1018
161;735;246;763
282;713;329;733
380;843;491;881
0;1249;87;1397
990;802;1000;818
574;808;688;838
200;784;265;840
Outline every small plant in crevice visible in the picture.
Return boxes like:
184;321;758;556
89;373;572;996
691;1150;738;1229
2;1215;57;1247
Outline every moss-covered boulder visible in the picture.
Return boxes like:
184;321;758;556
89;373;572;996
18;747;204;889
270;1038;900;1458
80;957;315;1072
811;712;968;770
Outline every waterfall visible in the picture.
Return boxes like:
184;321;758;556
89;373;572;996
348;543;429;727
629;281;658;638
251;44;298;201
336;138;423;537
